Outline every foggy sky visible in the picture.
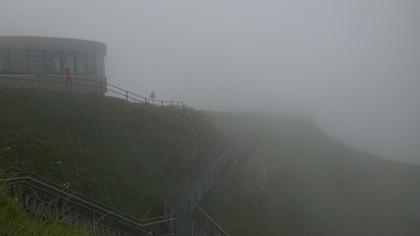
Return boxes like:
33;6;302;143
1;0;419;163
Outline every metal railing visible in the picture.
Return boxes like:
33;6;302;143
0;74;189;112
188;147;232;236
0;172;176;236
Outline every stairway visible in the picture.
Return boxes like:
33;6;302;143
1;173;175;236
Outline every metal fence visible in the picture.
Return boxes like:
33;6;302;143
0;172;176;236
189;147;232;236
0;74;189;112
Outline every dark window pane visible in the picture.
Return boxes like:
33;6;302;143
27;50;45;75
96;54;104;76
46;51;53;74
62;51;74;73
87;53;96;75
46;50;62;74
10;50;27;73
27;50;43;56
75;52;87;74
0;50;9;73
54;55;61;72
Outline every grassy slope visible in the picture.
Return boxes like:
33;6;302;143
0;88;226;219
0;187;89;236
203;112;420;236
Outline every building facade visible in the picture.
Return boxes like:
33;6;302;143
0;36;107;94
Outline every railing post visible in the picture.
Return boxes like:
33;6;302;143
188;199;191;219
144;98;147;104
188;147;231;236
125;91;128;102
99;81;108;94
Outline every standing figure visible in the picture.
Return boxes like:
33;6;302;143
150;91;156;100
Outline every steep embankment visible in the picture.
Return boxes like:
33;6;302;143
203;112;420;236
0;187;90;236
0;88;226;221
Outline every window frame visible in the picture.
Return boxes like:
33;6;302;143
87;52;97;76
75;51;87;75
0;49;10;73
62;50;75;74
10;49;28;74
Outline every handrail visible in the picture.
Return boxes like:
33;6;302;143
50;75;188;107
0;172;176;235
190;147;231;202
188;147;232;236
0;74;188;110
5;179;151;233
1;173;176;226
3;172;174;225
189;201;229;235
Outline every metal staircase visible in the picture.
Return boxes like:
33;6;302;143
188;147;234;236
0;172;176;236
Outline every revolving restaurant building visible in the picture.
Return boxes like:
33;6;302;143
0;36;107;94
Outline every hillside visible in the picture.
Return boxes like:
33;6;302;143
0;88;227;220
203;112;420;236
0;187;90;236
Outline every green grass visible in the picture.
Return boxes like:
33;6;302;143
0;88;226;220
203;111;420;236
0;187;90;236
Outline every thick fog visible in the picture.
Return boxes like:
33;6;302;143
1;0;419;163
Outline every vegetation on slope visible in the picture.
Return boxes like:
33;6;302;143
203;112;420;236
0;187;89;236
0;88;226;219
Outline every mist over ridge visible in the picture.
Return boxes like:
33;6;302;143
1;0;418;163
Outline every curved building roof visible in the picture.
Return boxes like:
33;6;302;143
0;36;106;54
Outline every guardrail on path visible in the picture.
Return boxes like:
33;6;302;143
0;172;176;236
188;147;232;236
0;74;189;112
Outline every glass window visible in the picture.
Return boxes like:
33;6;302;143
96;54;104;76
46;50;62;74
27;50;45;75
10;50;27;73
75;52;87;75
0;50;9;73
87;53;96;75
54;54;61;73
27;50;43;57
62;51;74;73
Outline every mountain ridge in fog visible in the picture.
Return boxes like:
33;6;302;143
0;0;418;163
203;111;420;236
